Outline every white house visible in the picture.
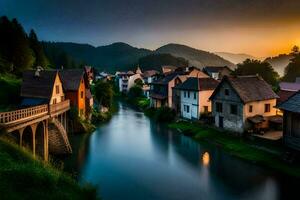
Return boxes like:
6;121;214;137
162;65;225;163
174;77;219;120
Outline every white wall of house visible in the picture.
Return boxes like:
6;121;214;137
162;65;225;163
180;90;199;120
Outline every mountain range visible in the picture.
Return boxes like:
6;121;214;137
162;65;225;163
43;41;292;76
43;42;235;72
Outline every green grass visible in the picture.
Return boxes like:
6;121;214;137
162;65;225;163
0;74;21;111
0;138;98;200
169;121;300;177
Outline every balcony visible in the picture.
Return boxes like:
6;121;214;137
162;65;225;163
49;100;70;117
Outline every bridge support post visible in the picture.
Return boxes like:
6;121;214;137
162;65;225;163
44;120;49;161
18;128;25;147
31;124;37;158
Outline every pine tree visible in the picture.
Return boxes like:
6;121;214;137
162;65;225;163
29;29;49;68
283;46;300;82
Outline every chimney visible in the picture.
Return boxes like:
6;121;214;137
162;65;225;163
34;66;44;77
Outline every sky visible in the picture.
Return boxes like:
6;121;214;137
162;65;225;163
1;0;300;57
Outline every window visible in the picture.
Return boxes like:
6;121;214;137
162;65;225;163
187;91;190;98
225;89;229;96
184;105;190;113
81;91;84;99
61;96;65;102
55;85;59;94
265;104;270;113
194;92;196;99
216;102;223;113
53;98;57;104
230;104;238;115
249;105;253;113
204;106;208;113
184;91;186;98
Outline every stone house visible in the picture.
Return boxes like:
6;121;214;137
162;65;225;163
277;91;300;151
210;75;279;134
174;77;219;120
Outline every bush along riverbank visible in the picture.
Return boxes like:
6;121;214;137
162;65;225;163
169;121;300;177
0;138;98;200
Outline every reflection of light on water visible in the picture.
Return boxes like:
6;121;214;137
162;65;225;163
202;152;210;166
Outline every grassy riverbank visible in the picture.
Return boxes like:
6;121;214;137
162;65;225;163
169;121;300;177
0;138;98;200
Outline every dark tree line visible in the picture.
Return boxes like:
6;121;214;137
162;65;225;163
0;16;81;76
233;59;279;86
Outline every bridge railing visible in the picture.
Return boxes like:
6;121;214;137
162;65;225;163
49;100;70;115
0;104;48;124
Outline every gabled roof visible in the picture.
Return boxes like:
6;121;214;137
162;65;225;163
174;77;219;91
152;72;183;85
210;75;279;103
279;82;300;92
21;70;58;100
277;90;296;104
59;69;84;91
277;91;300;113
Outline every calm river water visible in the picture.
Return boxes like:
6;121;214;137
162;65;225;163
63;103;298;200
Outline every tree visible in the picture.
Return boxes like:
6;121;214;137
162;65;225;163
93;81;114;108
283;46;300;82
128;85;143;99
0;16;35;75
29;29;49;68
233;59;279;86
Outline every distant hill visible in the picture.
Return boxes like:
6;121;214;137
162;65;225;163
264;54;292;77
214;52;257;64
138;53;188;71
156;44;235;69
43;42;151;71
43;42;235;72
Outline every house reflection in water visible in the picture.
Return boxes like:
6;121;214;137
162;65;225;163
202;152;210;166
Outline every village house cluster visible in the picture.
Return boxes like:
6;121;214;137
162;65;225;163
116;65;300;152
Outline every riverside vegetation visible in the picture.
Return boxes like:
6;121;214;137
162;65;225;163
0;138;98;200
169;121;300;177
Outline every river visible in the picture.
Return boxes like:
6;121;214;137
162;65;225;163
63;103;298;200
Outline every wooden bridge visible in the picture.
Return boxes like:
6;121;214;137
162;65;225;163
0;100;71;161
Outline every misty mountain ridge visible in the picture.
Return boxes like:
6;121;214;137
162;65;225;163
214;52;258;64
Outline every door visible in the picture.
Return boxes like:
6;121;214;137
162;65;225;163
191;105;198;119
219;116;224;128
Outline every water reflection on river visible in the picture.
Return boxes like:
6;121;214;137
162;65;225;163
63;103;298;200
